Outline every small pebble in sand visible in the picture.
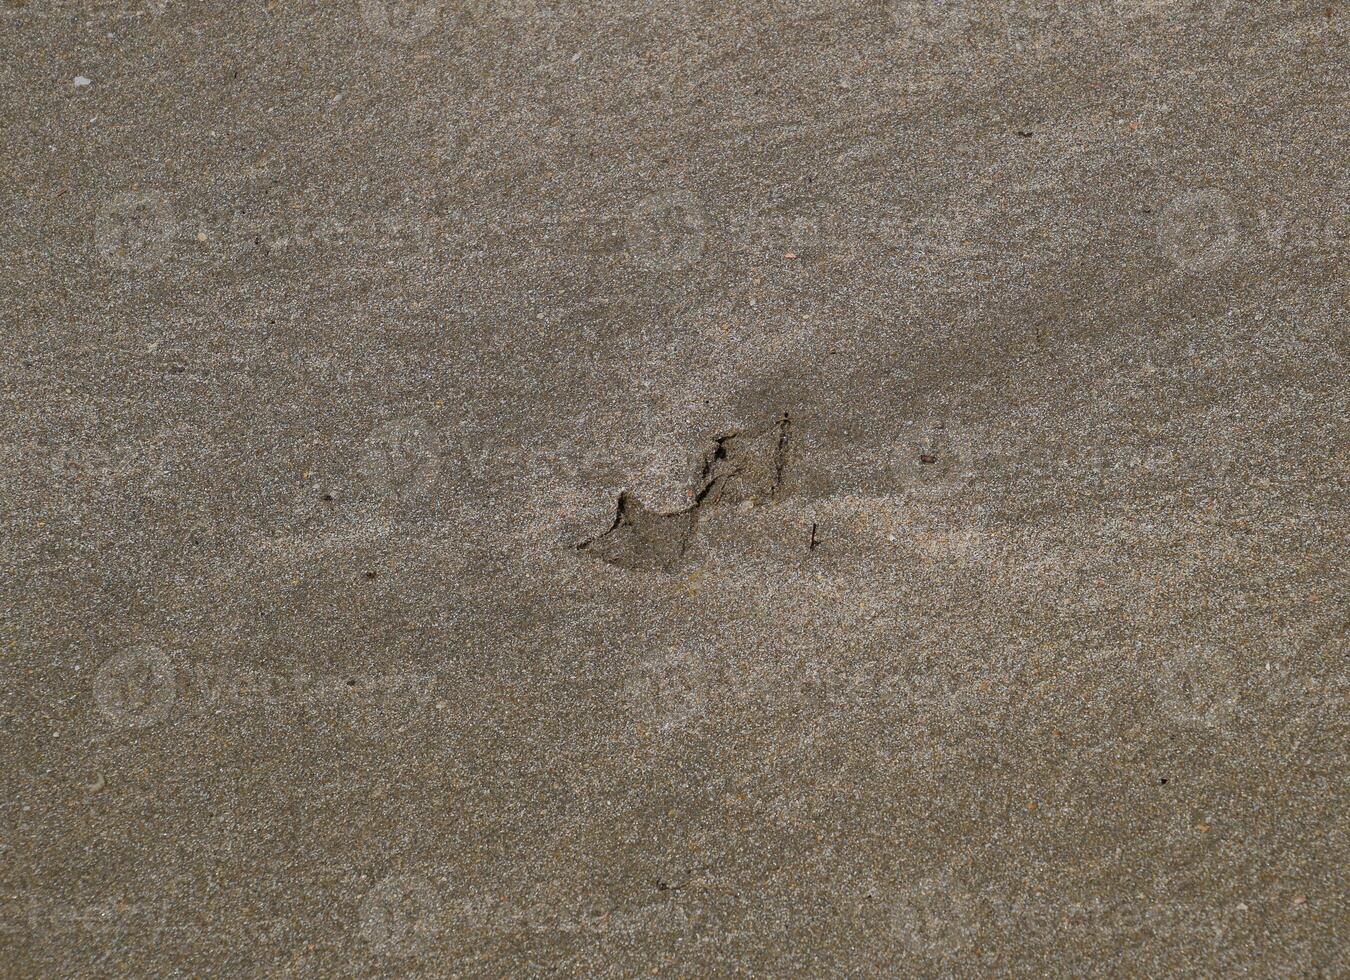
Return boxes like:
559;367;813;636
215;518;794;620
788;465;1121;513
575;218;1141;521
73;76;92;87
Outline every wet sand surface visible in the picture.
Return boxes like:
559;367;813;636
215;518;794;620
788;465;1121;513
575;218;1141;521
2;1;1347;975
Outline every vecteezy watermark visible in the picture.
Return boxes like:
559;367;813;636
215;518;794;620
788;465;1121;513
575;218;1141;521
8;1;171;23
95;190;177;272
883;420;992;492
888;0;974;54
1133;0;1240;30
626;190;708;272
469;0;570;23
1155;646;1344;736
357;417;443;508
49;444;121;486
4;891;187;943
1254;192;1349;256
42;436;186;494
462;895;694;938
624;644;711;734
885;0;1246;61
91;652;440;732
91;183;433;272
1155;179;1348;272
722;203;836;258
357;0;445;43
359;873;441;956
1156;188;1241;274
888;873;979;959
355;872;695;955
874;876;1262;962
1155;646;1241;730
622;645;1012;739
93;647;179;729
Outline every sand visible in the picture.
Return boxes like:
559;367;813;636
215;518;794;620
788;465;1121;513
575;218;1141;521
2;1;1347;975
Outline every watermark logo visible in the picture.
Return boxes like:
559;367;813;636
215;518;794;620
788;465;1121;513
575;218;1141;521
882;1;1247;62
722;203;836;260
1157;188;1240;274
1155;645;1342;736
889;0;973;53
481;0;563;21
350;874;697;954
626;190;707;272
95;190;176;272
1137;0;1238;29
1156;647;1240;730
359;873;440;956
621;646;1013;740
91;655;438;733
357;0;445;43
888;873;978;958
884;421;989;491
50;445;120;486
10;891;185;943
625;644;710;733
93;182;433;272
93;647;178;729
10;2;172;24
358;417;442;505
1254;192;1348;256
